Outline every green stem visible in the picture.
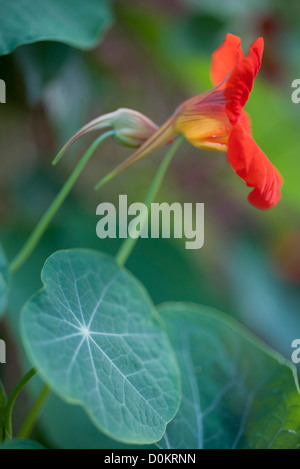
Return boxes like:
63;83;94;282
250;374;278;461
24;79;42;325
9;130;115;274
18;385;50;440
116;136;184;267
6;135;183;439
4;368;37;440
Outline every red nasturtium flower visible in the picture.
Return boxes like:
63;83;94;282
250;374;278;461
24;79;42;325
109;34;283;209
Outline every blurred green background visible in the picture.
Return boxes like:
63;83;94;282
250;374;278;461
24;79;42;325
0;0;300;447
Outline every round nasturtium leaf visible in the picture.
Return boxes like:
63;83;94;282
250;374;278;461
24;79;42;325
21;249;181;444
157;302;300;450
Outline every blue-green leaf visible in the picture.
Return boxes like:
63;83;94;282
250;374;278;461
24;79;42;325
21;249;180;445
158;302;300;449
0;0;114;56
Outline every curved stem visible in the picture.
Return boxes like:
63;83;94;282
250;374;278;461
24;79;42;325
116;136;184;267
4;368;37;440
18;385;50;440
9;130;114;274
6;135;183;440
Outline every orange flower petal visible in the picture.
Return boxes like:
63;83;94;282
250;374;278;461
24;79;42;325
249;37;264;76
240;110;252;134
227;122;282;209
210;33;244;87
224;56;256;125
211;36;264;125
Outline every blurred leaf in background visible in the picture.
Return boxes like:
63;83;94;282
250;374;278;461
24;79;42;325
0;0;114;55
222;239;300;363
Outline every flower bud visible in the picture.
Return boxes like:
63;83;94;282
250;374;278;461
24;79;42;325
107;108;159;147
53;108;158;165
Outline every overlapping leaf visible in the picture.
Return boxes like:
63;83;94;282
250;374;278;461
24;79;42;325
158;303;300;449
